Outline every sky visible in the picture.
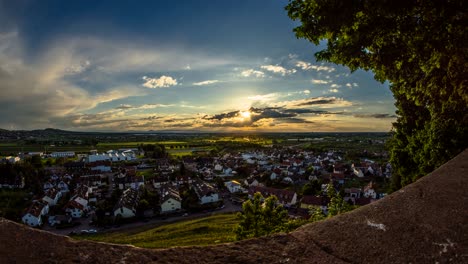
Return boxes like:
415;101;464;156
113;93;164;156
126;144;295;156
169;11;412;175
0;0;396;132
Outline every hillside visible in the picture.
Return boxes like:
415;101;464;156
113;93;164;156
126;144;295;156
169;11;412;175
1;149;467;263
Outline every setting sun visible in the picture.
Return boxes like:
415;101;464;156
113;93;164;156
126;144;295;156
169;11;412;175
240;111;251;119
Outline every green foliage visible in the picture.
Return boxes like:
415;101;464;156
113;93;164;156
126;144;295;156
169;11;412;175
286;0;468;189
0;190;30;221
235;192;291;240
302;180;322;195
310;183;353;222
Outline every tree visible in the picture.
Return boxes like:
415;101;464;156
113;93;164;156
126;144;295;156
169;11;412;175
235;192;289;240
302;180;322;195
310;183;353;222
286;0;468;190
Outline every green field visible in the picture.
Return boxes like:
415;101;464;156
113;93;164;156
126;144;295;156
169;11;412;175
75;213;239;248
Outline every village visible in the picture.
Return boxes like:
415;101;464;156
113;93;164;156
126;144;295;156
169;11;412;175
1;142;391;235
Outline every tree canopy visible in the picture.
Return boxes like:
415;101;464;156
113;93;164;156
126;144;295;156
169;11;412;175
235;192;289;239
286;0;467;189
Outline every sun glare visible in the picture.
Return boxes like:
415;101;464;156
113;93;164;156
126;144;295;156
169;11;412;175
240;111;251;119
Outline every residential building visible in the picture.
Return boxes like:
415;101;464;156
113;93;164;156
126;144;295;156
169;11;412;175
22;201;49;227
159;185;182;213
114;188;140;218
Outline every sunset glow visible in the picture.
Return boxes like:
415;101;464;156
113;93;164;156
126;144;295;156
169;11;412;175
0;1;396;132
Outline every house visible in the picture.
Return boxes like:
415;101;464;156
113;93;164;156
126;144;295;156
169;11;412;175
270;168;282;180
363;182;377;199
153;176;170;188
331;172;345;184
43;181;54;191
2;156;21;163
22;201;49;227
344;188;362;203
64;200;86;218
244;178;260;187
57;180;70;194
300;195;329;214
193;181;220;204
114;188;140;218
225;180;244;193
87;160;112;172
74;185;91;199
214;164;223;172
42;187;62;206
71;195;89;211
159;186;182;213
248;186;298;207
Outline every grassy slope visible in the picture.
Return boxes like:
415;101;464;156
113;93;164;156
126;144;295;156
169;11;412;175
76;213;239;248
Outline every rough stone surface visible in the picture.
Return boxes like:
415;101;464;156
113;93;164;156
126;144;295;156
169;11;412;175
1;149;467;263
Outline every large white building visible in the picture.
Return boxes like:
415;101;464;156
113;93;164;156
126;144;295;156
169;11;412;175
87;150;136;163
50;152;75;158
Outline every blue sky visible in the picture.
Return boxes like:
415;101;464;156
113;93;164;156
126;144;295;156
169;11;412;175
0;0;396;132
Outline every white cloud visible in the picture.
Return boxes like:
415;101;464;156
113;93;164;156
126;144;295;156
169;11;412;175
65;60;91;74
312;79;329;84
260;64;296;76
296;61;335;72
303;90;310;94
247;93;280;102
346;83;352;88
330;84;342;88
328;89;339;93
116;104;133;109
142;75;178;88
241;69;265;78
353;83;359;87
193;80;220;86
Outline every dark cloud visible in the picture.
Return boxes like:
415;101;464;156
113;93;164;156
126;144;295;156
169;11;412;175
140;116;162;120
250;108;296;122
282;117;314;124
354;113;397;119
283;109;330;115
203;110;240;120
296;97;339;106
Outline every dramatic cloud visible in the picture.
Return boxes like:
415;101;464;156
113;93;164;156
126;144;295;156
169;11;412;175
296;61;335;72
203;110;240;121
260;65;296;76
241;69;265;78
294;97;351;107
142;75;178;88
192;80;220;86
